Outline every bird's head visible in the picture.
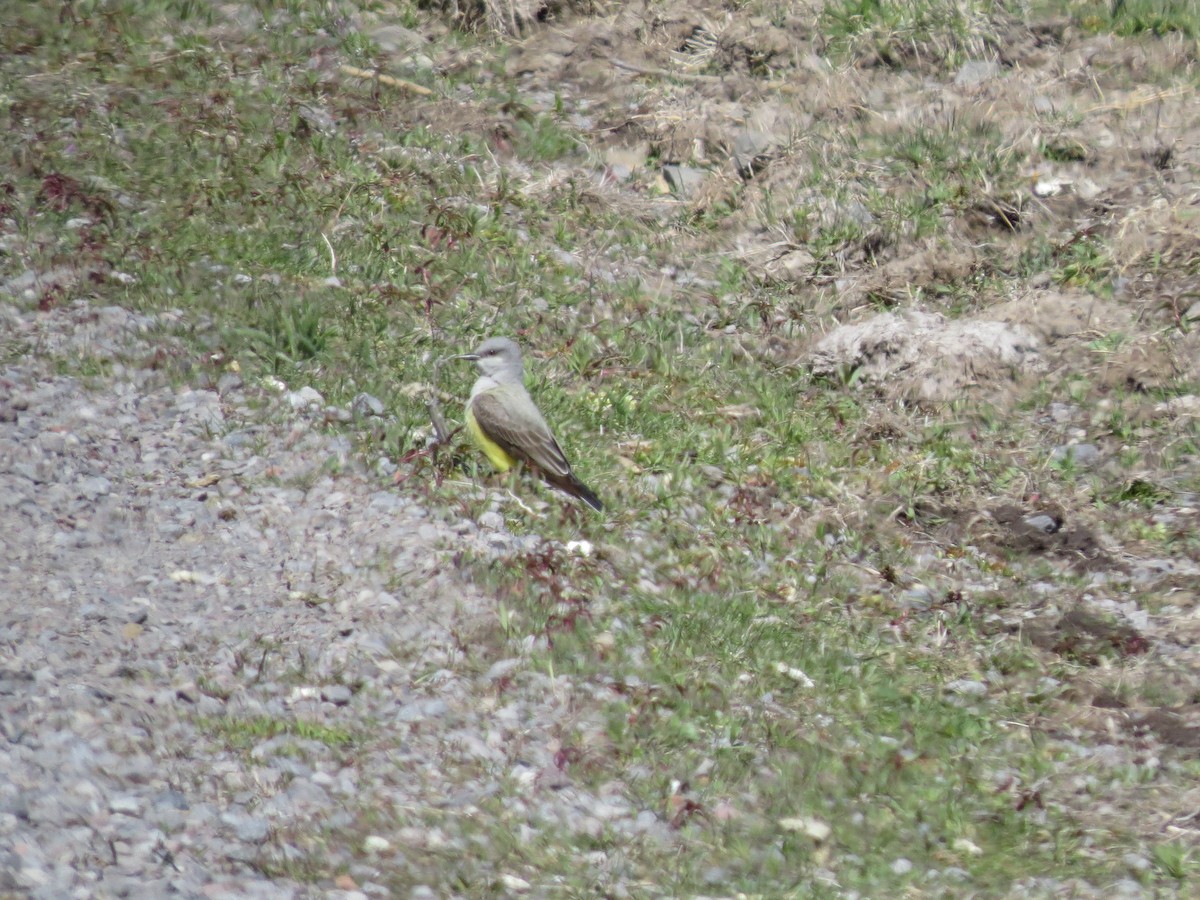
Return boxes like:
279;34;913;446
458;336;524;380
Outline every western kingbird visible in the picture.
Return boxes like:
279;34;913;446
459;337;603;511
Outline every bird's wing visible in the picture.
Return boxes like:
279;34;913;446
470;386;573;480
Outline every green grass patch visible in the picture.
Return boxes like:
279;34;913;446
1074;0;1200;38
199;714;357;751
820;0;1014;70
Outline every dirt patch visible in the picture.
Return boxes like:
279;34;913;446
987;504;1111;569
991;289;1190;393
834;247;984;308
897;500;1114;572
1132;707;1200;750
1026;608;1150;664
990;289;1133;344
808;309;1042;405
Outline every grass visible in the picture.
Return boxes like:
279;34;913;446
4;0;1200;894
1074;0;1200;38
820;0;1013;70
199;714;357;751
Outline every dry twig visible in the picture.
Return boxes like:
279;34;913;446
339;64;434;97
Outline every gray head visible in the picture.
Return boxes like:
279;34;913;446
462;336;524;381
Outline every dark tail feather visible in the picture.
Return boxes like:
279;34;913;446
548;472;603;511
572;478;604;512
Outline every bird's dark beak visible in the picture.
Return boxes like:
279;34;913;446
449;352;479;362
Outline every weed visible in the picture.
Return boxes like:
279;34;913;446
199;714;357;750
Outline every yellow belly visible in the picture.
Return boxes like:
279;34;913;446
466;406;517;471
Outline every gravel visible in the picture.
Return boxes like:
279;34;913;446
0;299;640;895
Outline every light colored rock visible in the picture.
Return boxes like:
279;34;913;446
809;310;1042;404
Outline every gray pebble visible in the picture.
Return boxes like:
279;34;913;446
945;679;988;697
1112;879;1147;897
661;165;707;197
221;809;270;843
633;809;660;831
322;685;353;706
36;432;66;454
1122;852;1151;871
1047;402;1079;423
108;795;142;816
487;532;516;553
76;475;112;499
954;59;1000;87
422;699;448;718
486;658;522;681
477;510;505;531
899;585;933;607
217;372;245;394
286;386;325;409
1051;443;1099;466
153;790;189;811
1024;514;1059;534
9;462;43;483
351;393;385;418
284;778;329;807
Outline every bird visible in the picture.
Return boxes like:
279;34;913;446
458;337;603;511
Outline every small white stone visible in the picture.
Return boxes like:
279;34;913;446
168;570;217;585
109;795;142;816
1033;177;1070;197
286;386;325;409
499;874;531;892
775;662;815;688
363;835;390;853
779;816;830;841
953;837;983;856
